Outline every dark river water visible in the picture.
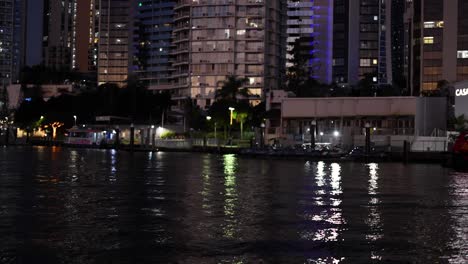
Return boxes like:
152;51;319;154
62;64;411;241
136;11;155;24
0;147;467;263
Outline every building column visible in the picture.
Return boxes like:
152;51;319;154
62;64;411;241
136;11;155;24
443;0;458;83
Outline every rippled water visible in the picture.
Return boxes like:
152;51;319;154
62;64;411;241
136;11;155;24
0;146;468;263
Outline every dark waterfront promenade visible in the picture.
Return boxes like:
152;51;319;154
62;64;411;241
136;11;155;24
0;146;467;263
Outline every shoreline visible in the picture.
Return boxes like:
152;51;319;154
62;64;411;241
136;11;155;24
2;142;452;165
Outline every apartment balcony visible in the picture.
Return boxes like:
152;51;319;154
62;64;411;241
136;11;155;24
174;0;191;10
174;12;190;21
172;37;190;44
170;48;189;55
172;60;190;67
171;71;189;78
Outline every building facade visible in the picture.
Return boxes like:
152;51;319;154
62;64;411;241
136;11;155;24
408;0;468;95
391;0;406;89
42;0;76;70
0;0;23;85
266;92;447;150
97;0;133;87
332;0;392;86
286;0;333;84
172;0;287;108
23;0;44;68
42;0;98;72
133;0;175;90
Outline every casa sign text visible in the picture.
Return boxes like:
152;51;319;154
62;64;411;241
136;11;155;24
456;88;468;96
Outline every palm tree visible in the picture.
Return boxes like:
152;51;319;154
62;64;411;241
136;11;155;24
452;115;468;132
215;75;250;101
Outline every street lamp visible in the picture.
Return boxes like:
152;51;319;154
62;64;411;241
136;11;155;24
228;107;235;126
73;115;77;127
365;123;371;156
311;120;317;148
206;116;217;140
260;122;266;148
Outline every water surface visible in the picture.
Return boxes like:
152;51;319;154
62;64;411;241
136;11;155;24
0;146;467;263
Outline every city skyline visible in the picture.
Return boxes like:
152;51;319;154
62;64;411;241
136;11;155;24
1;0;468;98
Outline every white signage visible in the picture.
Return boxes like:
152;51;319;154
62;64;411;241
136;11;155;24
456;88;468;97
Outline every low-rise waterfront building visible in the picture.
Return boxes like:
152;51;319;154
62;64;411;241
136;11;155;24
266;90;448;150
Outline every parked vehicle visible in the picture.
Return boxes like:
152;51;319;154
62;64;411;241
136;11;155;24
453;132;468;167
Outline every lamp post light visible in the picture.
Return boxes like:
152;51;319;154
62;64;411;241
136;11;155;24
73;115;77;127
206;115;217;139
228;107;235;126
151;125;155;148
365;122;371;156
260;122;266;148
228;107;235;143
207;115;217;144
311;120;316;148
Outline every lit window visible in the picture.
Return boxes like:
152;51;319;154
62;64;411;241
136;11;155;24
237;30;246;36
423;36;434;44
372;59;378;65
458;50;468;59
360;59;371;67
424;21;444;28
424;22;435;28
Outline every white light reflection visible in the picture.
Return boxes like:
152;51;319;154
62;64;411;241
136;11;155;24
307;257;346;264
201;155;212;212
300;162;345;243
447;172;468;263
330;163;342;195
109;149;117;182
365;163;383;260
368;163;378;196
223;154;238;238
316;161;325;187
69;150;79;182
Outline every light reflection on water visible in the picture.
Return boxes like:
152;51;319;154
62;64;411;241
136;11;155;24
0;147;467;263
365;163;383;260
222;154;239;239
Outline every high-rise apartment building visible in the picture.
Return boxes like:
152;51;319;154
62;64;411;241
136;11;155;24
172;0;286;108
24;0;44;67
75;0;99;73
133;0;175;90
391;0;406;88
97;0;133;87
42;0;98;72
0;0;23;85
332;0;392;86
42;0;76;70
286;0;333;84
407;0;468;95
